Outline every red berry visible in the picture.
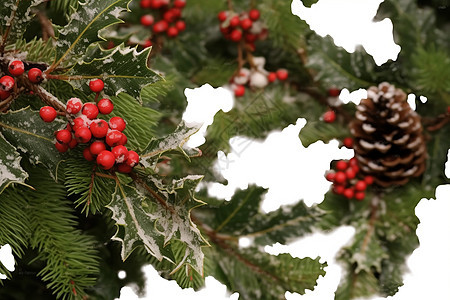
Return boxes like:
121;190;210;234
234;85;245;97
8;60;25;77
28;68;43;83
350;165;359;174
72;117;86;131
151;0;164;9
349;157;358;167
249;9;260;21
336;160;348;171
244;33;257;43
355;191;365;201
97;150;116;170
217;11;227;22
328;87;341;97
89;140;106;155
153;20;169;33
82;103;99;119
106;130;123;147
323;110;336;123
55;142;69;153
109;116;126;132
89;79;104;93
112;145;129;163
140;0;152;8
83;147;95;161
0;90;11;100
90;119;109;138
126;151;140;167
334;171;346;184
343;137;353;148
229;29;242;42
364;175;374;185
167;27;179;38
0;76;15;91
173;0;186;8
343;188;354;199
267;72;277;83
143;39;152;48
39;106;57;122
68;138;78;149
325;172;335;182
333;184;345;195
117;163;132;173
355;180;367;191
276;69;288;81
229;16;240;27
163;10;176;23
97;98;114;115
175;20;186;32
171;8;182;19
118;133;128;146
56;129;72;144
240;18;253;30
345;167;356;180
66;97;83;114
140;14;154;26
74;127;92;143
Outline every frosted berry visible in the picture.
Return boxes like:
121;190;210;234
0;76;15;91
336;160;348;171
55;142;69;153
167;27;179;38
343;137;353;148
74;127;92;143
90;119;109;138
173;0;186;8
89;79;104;93
39;106;57;122
97;98;114;114
328;87;341;97
268;72;277;83
109;116;126;132
66;98;83;114
323;110;336;123
334;171;346;184
28;68;43;83
72;117;86;131
56;129;72;144
355;192;365;201
112;145;129;163
140;14;154;26
325;172;335;182
83;147;95;161
89;140;106;155
229;16;240;27
343;188;354;199
8;60;25;77
234;85;245;97
117;163;132;173
276;69;288;81
240;18;253;31
249;9;260;21
153;20;169;33
0;90;10;100
217;11;227;22
119;133;128;146
96;150;116;170
126;150;140;167
82;103;99;119
175;20;186;32
229;29;242;42
106;130;123;147
355;180;367;191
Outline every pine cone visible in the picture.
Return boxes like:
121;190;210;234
350;82;427;187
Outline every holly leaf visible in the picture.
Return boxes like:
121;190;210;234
0;107;65;178
67;44;162;102
299;119;350;147
0;132;29;194
140;121;202;167
107;174;207;275
51;0;130;70
0;0;45;46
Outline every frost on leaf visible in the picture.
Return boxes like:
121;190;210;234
0;132;28;194
107;175;207;274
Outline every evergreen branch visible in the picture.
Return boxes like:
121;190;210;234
0;0;20;54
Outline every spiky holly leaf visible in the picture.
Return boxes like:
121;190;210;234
0;0;45;46
299;119;351;147
0;132;28;194
205;245;326;300
107;174;207;275
67;44;162;102
49;0;130;70
140;121;202;168
0;107;65;177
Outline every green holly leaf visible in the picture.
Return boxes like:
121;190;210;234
50;0;130;70
0;0;45;46
140;120;202;167
0;107;65;177
0;132;29;194
67;44;162;102
299;119;350;147
107;174;207;275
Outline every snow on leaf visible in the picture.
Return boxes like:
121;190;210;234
107;174;207;275
0;132;29;194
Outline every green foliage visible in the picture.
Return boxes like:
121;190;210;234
0;132;28;194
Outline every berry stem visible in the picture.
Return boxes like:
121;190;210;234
94;92;99;103
227;0;233;11
17;76;66;113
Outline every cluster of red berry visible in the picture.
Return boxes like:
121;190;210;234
231;67;288;97
139;0;186;47
0;60;43;99
217;9;267;50
325;157;374;201
39;79;139;173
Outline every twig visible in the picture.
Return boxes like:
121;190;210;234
227;0;233;11
0;0;20;55
35;10;55;41
17;76;66;113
